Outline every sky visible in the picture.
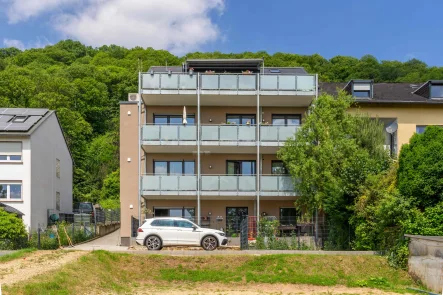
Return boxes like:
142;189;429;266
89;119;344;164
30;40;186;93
1;0;443;66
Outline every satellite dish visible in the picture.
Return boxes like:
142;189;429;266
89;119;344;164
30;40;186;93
49;213;59;222
386;121;398;134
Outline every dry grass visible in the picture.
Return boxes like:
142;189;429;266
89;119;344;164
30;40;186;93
3;251;419;295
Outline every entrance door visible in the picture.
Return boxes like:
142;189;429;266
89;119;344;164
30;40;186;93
226;207;248;236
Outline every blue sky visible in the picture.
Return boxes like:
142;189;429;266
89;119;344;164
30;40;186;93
2;0;443;66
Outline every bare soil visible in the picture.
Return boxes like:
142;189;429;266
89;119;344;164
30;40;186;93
130;282;413;295
0;250;86;285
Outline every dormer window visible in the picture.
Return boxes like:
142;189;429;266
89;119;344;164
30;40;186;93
11;116;28;123
353;90;371;98
344;80;373;99
430;84;443;99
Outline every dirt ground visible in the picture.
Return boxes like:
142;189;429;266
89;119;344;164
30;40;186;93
0;250;86;285
129;282;414;295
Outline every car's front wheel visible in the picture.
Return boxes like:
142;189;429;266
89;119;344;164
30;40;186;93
145;235;162;250
202;235;218;251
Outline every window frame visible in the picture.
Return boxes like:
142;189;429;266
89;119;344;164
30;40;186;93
56;159;60;178
153;114;195;125
226;160;256;175
0;155;22;162
56;192;61;211
271;160;289;175
279;207;297;226
226;114;256;125
271;114;301;126
153;160;195;175
0;183;22;200
11;116;28;123
430;84;443;99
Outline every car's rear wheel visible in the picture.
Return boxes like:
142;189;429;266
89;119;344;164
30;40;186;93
145;235;162;250
202;236;218;251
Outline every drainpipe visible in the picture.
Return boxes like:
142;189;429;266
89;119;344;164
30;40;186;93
256;73;260;228
138;72;142;227
197;73;201;225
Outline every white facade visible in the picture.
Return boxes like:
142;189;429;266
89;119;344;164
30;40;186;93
0;111;73;231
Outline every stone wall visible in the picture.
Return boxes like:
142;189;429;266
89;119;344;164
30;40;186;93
405;234;443;293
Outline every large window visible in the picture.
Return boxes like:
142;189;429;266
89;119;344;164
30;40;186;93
154;208;195;220
226;160;256;175
0;183;22;200
154;114;195;125
353;90;370;98
154;161;195;175
56;159;60;178
272;115;301;126
280;208;297;226
271;161;288;175
431;85;443;98
0;142;22;162
226;114;256;125
56;192;61;211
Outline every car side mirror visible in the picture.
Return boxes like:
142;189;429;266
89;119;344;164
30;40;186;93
192;225;198;231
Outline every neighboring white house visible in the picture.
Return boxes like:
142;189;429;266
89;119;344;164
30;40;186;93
0;108;73;231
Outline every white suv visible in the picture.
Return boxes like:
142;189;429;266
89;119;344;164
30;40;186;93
136;217;228;251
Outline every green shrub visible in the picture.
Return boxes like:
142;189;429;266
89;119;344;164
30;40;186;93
0;208;27;250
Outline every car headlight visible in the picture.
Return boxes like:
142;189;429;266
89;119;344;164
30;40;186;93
218;232;225;236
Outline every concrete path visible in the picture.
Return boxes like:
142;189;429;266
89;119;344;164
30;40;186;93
73;229;123;251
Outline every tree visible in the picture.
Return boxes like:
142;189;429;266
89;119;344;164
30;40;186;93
397;126;443;208
278;91;390;249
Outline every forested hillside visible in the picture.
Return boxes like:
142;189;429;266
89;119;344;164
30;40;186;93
1;39;441;207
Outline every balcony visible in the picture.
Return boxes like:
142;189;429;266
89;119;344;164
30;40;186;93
141;73;316;107
260;125;299;146
260;176;295;197
141;175;297;199
201;175;256;196
142;175;197;196
141;125;197;152
201;124;256;148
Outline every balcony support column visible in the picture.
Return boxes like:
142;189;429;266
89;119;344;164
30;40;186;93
197;73;201;225
256;74;260;226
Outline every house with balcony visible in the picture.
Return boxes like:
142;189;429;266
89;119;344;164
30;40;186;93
0;108;73;230
119;58;443;246
119;59;317;245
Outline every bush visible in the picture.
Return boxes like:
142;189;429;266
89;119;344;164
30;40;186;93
398;126;443;208
0;208;27;250
28;223;94;249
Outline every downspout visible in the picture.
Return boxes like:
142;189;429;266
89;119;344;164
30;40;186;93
138;71;142;226
197;73;201;225
256;73;260;227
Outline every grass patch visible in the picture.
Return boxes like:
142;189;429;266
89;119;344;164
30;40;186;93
0;248;36;263
4;251;418;294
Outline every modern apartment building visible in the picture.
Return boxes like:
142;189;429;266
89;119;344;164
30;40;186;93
119;59;443;246
0;108;73;230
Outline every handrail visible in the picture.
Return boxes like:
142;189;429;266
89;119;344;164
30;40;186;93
200;124;257;141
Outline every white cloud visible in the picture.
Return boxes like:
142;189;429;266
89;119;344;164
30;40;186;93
3;0;225;54
4;0;79;24
3;38;25;50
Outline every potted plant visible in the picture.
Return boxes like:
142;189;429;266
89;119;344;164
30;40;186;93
242;70;253;74
189;67;194;74
205;70;215;74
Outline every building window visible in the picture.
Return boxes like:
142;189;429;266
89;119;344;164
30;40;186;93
271;161;288;175
226;114;256;125
56;159;60;178
272;115;301;126
0;142;22;162
0;183;22;200
56;192;60;211
416;125;427;134
226;207;248;236
154;114;195;125
153;161;195;175
353;90;371;98
226;160;256;175
431;85;443;98
154;208;195;220
280;208;297;226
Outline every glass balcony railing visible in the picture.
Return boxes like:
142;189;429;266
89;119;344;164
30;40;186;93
141;175;296;194
142;125;197;141
260;125;299;142
142;73;316;93
201;125;256;141
201;175;256;192
142;175;198;191
142;73;197;90
260;176;294;192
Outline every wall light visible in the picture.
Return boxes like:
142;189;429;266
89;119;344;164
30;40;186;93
127;111;131;116
127;158;131;162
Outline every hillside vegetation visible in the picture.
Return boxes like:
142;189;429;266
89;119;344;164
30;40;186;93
1;40;441;206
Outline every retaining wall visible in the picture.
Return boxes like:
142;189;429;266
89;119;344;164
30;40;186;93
405;234;443;293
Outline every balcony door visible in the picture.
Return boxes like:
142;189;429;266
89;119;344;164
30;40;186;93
154;161;195;175
226;207;248;236
226;114;256;125
226;160;256;175
272;114;301;126
154;114;195;125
